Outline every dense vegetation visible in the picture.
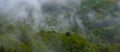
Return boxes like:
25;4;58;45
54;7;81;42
0;23;120;52
0;0;120;52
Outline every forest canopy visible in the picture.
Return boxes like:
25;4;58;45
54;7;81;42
0;0;120;52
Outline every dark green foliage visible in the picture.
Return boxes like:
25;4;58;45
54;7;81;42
61;33;89;52
65;32;71;37
0;46;5;52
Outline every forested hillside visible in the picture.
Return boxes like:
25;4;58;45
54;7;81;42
0;0;120;52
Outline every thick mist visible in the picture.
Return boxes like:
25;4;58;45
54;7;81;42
0;0;120;33
0;0;82;32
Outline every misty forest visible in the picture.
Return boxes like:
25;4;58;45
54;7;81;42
0;0;120;52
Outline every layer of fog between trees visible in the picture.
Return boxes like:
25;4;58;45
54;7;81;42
0;0;120;33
